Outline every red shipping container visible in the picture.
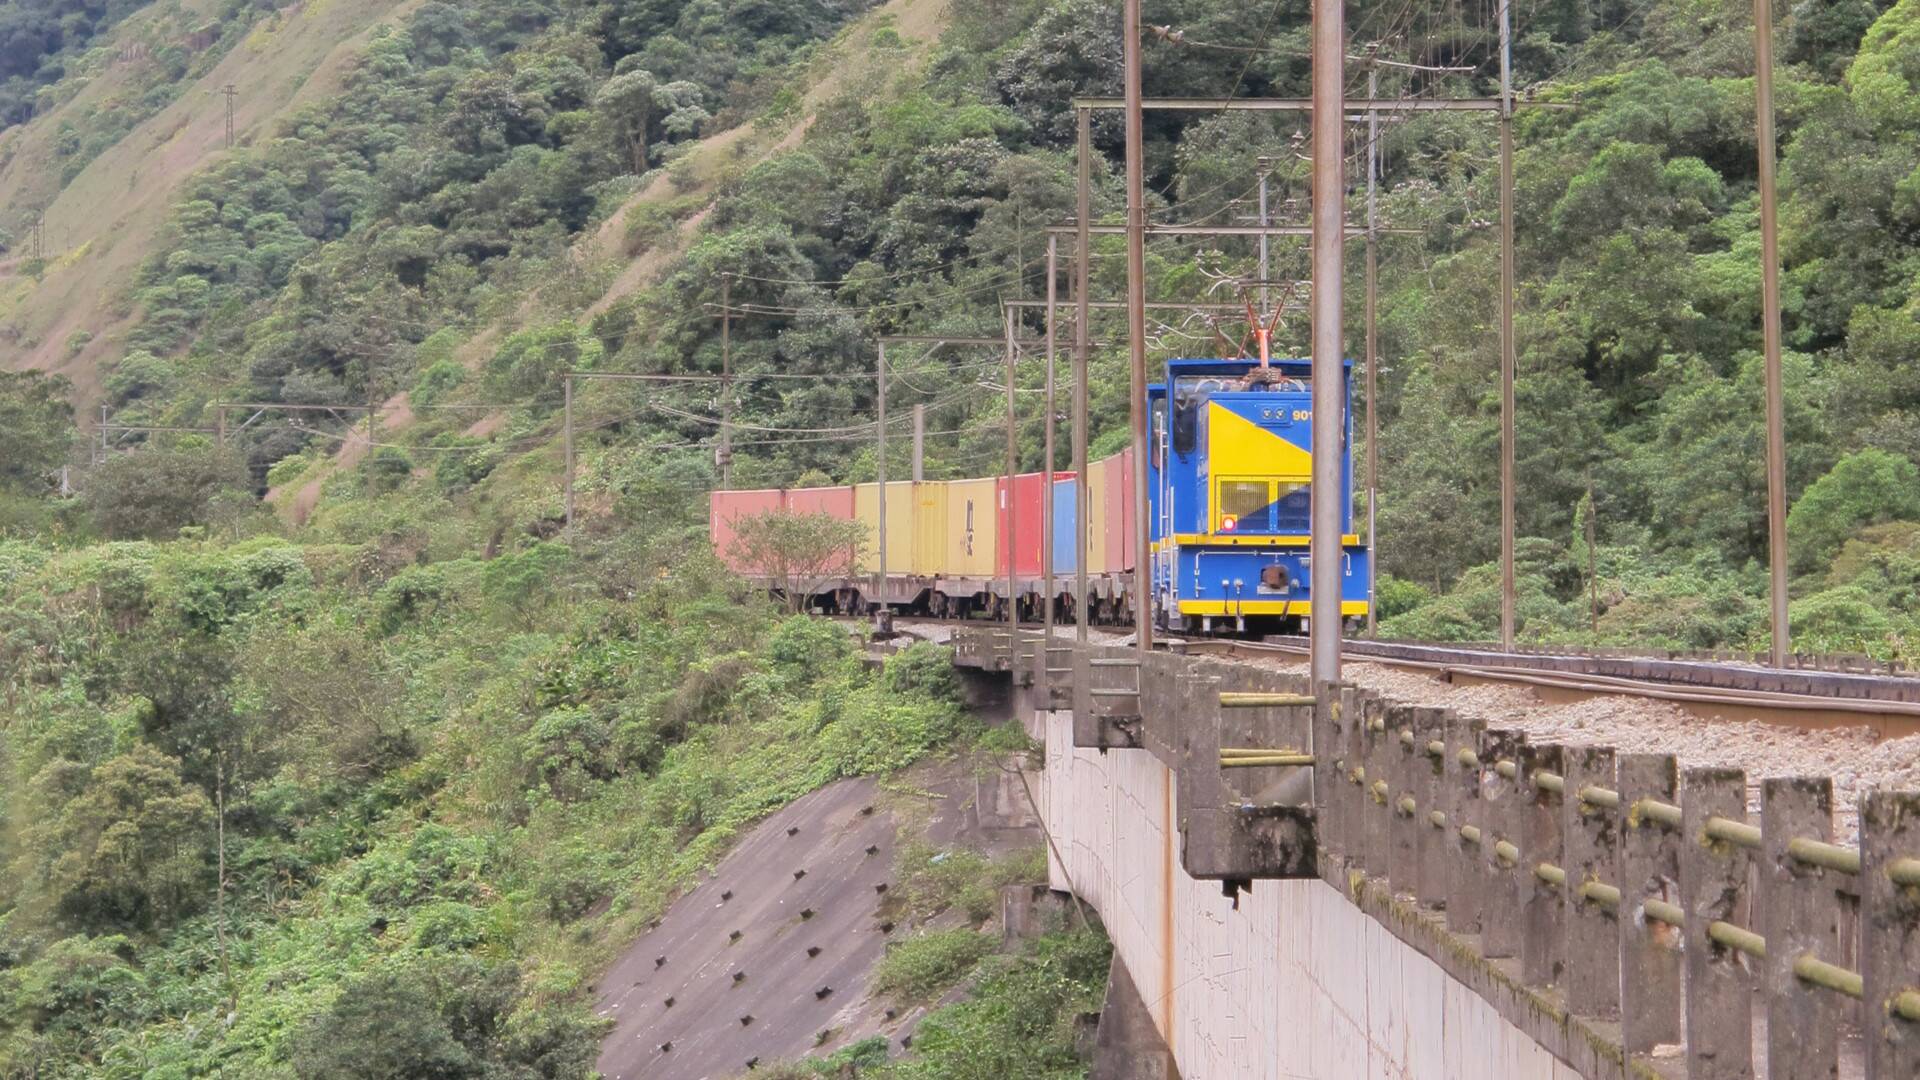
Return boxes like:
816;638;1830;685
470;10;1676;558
995;472;1049;579
785;485;855;520
785;484;858;576
1099;450;1137;574
709;489;785;573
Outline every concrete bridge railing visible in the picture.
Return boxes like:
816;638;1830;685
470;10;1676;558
951;626;1920;1080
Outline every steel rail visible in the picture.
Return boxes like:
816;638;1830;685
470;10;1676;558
1218;638;1920;718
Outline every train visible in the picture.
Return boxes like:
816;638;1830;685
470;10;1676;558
709;355;1372;635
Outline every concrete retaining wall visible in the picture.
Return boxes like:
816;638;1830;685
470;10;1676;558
1039;709;1581;1079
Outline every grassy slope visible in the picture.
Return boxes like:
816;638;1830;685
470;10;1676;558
0;0;418;402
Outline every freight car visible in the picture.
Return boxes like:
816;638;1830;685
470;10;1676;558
709;355;1371;635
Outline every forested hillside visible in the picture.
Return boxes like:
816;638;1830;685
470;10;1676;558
7;0;1919;655
3;0;1920;1071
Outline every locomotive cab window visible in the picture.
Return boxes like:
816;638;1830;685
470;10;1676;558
1171;390;1198;455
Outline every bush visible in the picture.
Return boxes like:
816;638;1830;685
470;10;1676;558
86;444;250;540
892;843;1044;926
873;929;995;1002
366;447;415;492
872;930;1112;1080
1787;449;1920;573
1372;576;1434;623
1790;586;1898;655
289;956;598;1080
413;359;467;406
766;614;853;684
883;641;960;700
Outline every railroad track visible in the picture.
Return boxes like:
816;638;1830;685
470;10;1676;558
864;616;1920;729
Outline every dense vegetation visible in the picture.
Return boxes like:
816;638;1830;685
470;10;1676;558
0;464;999;1075
5;0;1920;1068
26;0;1911;658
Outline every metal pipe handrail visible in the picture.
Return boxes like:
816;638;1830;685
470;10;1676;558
1787;837;1861;875
1578;785;1620;810
1632;798;1683;829
1708;920;1767;958
1705;816;1764;850
1219;692;1314;708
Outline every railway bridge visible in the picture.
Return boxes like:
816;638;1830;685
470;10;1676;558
944;625;1920;1079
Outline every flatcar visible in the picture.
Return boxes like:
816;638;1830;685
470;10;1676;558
709;355;1371;635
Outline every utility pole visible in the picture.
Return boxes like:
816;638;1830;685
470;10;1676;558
563;375;575;535
1004;306;1019;634
220;84;237;148
1074;107;1093;644
876;339;888;619
1042;236;1059;641
1755;0;1791;667
1498;0;1518;652
1122;0;1153;650
912;404;925;482
1257;158;1272;317
1308;0;1346;686
1365;61;1381;637
1587;479;1599;635
719;275;733;488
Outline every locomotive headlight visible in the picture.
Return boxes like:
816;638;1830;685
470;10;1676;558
1221;515;1237;532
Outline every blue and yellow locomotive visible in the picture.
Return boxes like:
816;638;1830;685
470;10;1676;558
1147;356;1371;635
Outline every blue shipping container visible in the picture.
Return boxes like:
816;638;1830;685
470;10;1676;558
1051;477;1078;576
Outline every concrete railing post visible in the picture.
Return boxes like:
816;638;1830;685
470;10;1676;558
1563;745;1620;1019
1619;752;1683;1055
1682;766;1754;1080
1446;711;1487;936
1861;789;1920;1079
1520;742;1566;988
1480;727;1529;961
1174;666;1223;825
1072;645;1091;721
1319;684;1358;859
1415;707;1450;910
1361;695;1393;876
1762;776;1840;1080
1389;703;1422;898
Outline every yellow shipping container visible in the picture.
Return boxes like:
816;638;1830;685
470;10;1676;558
852;481;914;575
911;482;947;576
942;478;998;578
1085;458;1111;573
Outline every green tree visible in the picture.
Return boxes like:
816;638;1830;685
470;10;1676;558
726;509;866;611
86;443;251;540
0;370;74;495
9;744;213;934
1787;448;1920;572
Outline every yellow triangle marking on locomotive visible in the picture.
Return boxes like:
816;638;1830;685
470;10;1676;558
1208;401;1313;477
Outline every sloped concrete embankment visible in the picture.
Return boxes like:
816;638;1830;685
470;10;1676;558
593;762;1044;1080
